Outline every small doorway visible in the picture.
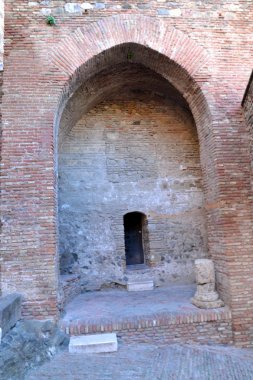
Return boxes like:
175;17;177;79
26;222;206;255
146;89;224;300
124;212;145;266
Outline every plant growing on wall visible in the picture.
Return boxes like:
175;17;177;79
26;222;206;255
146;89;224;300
127;50;134;60
46;15;57;26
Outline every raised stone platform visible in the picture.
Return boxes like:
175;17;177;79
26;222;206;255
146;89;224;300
69;333;118;353
59;285;232;345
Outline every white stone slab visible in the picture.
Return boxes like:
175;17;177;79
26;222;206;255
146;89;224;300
69;333;118;354
127;280;154;291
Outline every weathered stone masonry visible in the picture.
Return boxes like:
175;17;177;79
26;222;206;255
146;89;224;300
1;1;253;347
59;89;207;290
243;71;253;185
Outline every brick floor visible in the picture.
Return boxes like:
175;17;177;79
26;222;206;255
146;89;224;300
26;343;253;380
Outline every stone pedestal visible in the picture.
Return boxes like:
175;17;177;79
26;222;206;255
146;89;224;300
191;259;224;309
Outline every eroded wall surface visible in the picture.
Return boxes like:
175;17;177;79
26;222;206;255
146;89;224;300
243;72;253;153
0;0;3;69
243;72;253;203
59;93;207;289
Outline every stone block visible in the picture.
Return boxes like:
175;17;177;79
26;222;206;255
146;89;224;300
81;3;94;10
157;8;169;15
194;259;215;285
69;333;118;353
0;293;22;338
168;8;181;17
127;280;154;291
64;3;82;13
191;259;224;309
41;8;51;16
95;3;105;9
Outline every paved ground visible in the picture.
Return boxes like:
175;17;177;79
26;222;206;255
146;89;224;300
61;285;227;326
26;342;253;380
30;286;249;379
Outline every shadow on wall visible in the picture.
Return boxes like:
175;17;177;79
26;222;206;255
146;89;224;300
57;62;208;291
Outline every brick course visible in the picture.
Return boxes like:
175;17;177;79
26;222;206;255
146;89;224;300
60;307;233;346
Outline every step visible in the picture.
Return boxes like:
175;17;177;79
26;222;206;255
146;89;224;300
127;279;154;291
69;333;118;354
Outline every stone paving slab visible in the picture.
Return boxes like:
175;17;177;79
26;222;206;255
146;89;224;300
25;343;253;380
69;333;118;353
127;279;154;291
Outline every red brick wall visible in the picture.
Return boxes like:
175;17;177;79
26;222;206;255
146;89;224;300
118;321;233;346
1;2;253;346
61;307;233;346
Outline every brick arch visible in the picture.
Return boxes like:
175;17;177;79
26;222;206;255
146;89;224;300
1;14;222;320
53;15;212;138
51;14;209;80
53;16;224;305
58;61;190;148
52;15;215;197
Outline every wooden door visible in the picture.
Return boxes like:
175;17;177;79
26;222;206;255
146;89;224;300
124;212;144;265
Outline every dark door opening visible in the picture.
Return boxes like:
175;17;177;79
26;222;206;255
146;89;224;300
124;212;144;266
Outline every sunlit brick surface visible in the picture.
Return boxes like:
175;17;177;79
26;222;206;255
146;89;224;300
1;2;253;346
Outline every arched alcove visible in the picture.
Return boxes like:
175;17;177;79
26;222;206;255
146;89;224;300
58;57;208;291
1;12;253;345
1;14;223;319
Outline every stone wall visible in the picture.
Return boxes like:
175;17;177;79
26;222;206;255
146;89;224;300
243;71;253;125
59;92;207;289
58;274;81;311
243;71;253;180
0;320;69;380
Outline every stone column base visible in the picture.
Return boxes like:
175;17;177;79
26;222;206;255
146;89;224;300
191;297;224;309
